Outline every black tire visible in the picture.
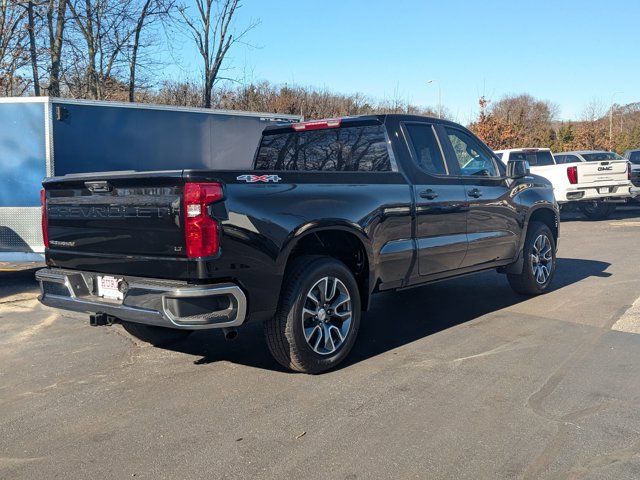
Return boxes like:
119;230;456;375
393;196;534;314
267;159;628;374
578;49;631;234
265;256;361;374
579;201;616;220
507;221;557;296
120;321;193;346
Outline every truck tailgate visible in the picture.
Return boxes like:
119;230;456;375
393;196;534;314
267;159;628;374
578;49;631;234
45;172;185;258
577;160;628;184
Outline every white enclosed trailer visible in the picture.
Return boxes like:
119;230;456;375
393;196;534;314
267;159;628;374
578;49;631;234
0;97;301;262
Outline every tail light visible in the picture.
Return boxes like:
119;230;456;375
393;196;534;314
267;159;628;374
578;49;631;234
567;166;578;185
183;182;223;258
40;189;49;248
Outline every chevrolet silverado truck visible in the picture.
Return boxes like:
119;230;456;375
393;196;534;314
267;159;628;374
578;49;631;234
495;148;637;220
37;115;559;373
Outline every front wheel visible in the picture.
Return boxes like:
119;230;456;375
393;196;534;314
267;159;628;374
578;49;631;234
507;222;557;296
579;201;616;220
120;321;193;346
265;256;361;374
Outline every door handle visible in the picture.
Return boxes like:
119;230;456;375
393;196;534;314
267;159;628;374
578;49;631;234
467;188;483;198
419;189;439;200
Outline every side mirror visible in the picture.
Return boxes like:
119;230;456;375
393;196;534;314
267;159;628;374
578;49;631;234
507;159;530;179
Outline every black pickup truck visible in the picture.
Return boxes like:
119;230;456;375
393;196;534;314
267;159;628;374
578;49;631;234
37;114;559;373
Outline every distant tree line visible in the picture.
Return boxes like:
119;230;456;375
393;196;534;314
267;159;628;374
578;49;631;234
469;94;640;154
2;0;638;153
144;79;439;118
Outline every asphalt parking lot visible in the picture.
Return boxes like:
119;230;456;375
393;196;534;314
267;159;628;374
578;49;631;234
1;208;640;479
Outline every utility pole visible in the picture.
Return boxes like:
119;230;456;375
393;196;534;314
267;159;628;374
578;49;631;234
609;92;623;151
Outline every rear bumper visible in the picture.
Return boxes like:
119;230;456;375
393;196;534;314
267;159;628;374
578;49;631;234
36;268;247;330
557;184;633;203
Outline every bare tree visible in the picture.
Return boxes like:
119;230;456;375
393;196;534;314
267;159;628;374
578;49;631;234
0;0;29;95
45;0;67;96
68;0;136;99
23;0;40;94
581;97;606;122
179;0;257;108
127;0;174;102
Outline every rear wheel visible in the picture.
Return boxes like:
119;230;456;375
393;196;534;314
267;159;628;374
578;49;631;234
579;201;616;220
120;321;192;346
265;256;361;374
507;221;556;296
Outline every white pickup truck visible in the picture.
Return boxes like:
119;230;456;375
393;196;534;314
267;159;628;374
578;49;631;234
495;148;637;219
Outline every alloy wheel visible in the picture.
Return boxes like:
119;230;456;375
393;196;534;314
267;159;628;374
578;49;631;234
530;234;553;285
301;276;353;355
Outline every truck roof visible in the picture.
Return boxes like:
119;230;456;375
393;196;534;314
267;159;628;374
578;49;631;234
555;150;614;155
494;148;552;153
262;113;459;134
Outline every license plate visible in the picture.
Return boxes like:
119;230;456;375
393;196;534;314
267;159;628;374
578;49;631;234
96;276;124;301
598;187;611;194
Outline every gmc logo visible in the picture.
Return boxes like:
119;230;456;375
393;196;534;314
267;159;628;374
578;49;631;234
598;166;613;171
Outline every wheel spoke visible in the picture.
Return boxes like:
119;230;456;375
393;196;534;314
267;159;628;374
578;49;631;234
317;277;329;303
323;323;335;352
307;290;320;307
534;236;542;253
333;310;351;320
302;307;317;318
537;266;545;284
304;324;321;342
338;318;351;339
330;293;350;310
540;265;549;282
327;278;337;303
329;325;344;343
313;330;323;351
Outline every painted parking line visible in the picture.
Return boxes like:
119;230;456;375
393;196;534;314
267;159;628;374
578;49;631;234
612;296;640;334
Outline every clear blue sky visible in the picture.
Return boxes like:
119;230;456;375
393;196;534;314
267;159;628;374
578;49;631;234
171;0;640;122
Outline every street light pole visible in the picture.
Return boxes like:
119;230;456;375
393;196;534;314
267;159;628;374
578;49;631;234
427;80;442;119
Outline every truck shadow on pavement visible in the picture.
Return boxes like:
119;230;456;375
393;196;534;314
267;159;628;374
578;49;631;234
163;257;611;373
0;268;41;300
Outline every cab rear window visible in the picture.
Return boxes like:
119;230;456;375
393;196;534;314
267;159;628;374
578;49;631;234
255;125;392;172
510;151;555;166
627;151;640;164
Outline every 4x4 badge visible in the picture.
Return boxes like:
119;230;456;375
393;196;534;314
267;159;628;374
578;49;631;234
237;174;282;183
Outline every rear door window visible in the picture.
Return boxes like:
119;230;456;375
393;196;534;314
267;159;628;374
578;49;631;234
255;124;392;172
403;123;448;175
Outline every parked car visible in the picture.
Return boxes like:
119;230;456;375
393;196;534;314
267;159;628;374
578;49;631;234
624;149;640;191
495;148;637;219
37;115;559;373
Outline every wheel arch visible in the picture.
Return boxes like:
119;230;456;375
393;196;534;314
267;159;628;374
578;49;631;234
502;204;559;275
278;222;375;311
525;205;559;247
